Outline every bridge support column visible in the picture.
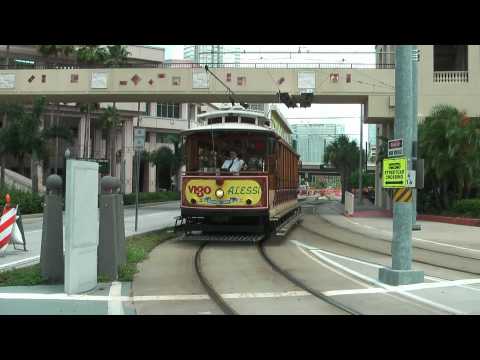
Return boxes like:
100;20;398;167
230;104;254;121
78;114;91;159
123;119;134;194
148;133;156;192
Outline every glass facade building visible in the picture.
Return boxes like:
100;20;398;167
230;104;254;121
184;45;224;65
291;123;345;166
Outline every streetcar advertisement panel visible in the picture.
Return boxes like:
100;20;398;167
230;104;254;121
182;177;267;208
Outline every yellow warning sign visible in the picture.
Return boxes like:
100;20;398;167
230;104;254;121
383;157;407;188
393;188;413;202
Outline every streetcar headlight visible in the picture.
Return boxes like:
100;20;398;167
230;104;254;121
215;188;224;198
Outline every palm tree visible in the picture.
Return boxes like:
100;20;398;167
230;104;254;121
104;45;130;67
98;105;121;176
0;98;74;192
76;45;108;66
324;135;360;204
419;104;480;209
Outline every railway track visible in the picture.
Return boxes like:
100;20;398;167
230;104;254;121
194;242;239;315
257;238;362;315
194;236;360;315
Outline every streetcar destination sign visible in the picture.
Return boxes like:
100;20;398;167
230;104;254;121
388;138;404;157
383;157;407;188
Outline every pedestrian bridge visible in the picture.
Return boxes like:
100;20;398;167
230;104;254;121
0;63;396;122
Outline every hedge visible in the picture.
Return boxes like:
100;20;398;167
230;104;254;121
0;186;44;215
451;199;480;218
123;191;180;206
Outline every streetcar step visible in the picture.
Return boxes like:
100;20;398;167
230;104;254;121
179;233;265;242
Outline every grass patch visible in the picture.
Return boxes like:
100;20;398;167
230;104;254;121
0;228;177;287
0;264;46;287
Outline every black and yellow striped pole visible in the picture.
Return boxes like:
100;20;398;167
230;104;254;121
393;188;413;203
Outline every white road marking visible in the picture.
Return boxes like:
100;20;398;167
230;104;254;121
222;291;310;299
0;290;312;303
324;288;388;296
295;241;466;315
296;247;369;289
293;240;480;293
294;243;445;314
0;255;40;270
108;282;124;315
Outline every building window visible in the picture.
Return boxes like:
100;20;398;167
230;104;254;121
156;103;180;119
145;102;151;116
146;132;151;143
434;45;468;71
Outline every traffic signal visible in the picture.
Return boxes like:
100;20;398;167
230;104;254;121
279;92;298;108
298;93;313;108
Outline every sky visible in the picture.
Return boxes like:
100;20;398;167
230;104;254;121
152;45;377;144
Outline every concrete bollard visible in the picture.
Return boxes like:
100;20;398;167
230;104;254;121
40;175;64;282
98;176;126;280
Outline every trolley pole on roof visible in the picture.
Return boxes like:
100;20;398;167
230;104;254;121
378;45;424;286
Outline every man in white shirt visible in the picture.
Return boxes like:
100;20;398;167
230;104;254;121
221;151;244;173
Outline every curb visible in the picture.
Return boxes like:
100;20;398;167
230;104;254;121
417;214;480;227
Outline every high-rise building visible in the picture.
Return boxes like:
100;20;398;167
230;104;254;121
183;45;224;65
291;123;345;166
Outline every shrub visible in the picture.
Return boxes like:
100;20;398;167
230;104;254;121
451;199;480;218
123;191;180;206
0;186;44;214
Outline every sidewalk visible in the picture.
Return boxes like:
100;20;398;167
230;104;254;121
21;200;181;220
0;282;135;315
323;201;480;251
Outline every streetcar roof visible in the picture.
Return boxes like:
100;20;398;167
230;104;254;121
196;109;267;120
181;123;278;136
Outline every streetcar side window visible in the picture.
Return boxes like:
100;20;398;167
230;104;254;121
241;117;256;125
225;116;239;123
207;117;222;125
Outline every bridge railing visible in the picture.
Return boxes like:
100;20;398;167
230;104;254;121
0;62;395;70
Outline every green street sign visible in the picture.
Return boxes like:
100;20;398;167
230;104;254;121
383;157;407;188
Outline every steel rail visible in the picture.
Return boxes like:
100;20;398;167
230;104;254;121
257;239;361;315
194;242;239;315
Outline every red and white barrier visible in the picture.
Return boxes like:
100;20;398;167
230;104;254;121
0;194;25;254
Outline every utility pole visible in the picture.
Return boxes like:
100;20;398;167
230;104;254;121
379;45;424;286
358;104;364;205
412;45;421;231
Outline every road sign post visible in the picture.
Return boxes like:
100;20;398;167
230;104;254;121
134;128;145;232
378;45;424;286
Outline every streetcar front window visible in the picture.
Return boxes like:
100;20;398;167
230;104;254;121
187;132;269;173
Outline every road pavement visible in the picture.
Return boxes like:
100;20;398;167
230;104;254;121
0;201;181;271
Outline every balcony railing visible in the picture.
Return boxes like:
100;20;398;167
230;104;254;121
434;71;469;83
0;62;395;70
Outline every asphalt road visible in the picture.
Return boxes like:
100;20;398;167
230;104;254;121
0;201;181;271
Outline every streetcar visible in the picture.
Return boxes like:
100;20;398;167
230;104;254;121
177;105;302;242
